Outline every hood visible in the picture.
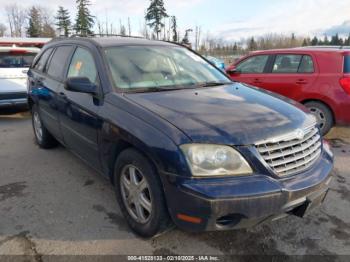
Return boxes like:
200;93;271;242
125;83;314;145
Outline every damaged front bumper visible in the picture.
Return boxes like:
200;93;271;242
163;149;333;232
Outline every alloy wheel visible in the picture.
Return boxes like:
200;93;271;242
120;165;153;224
33;111;43;142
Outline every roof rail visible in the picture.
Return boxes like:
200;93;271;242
69;34;146;39
299;45;350;49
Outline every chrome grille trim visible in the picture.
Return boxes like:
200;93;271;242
256;126;322;177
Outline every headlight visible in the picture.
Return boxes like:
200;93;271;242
180;144;252;177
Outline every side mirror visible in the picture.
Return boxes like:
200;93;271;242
65;77;97;95
226;67;241;75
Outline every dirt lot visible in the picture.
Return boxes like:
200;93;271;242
0;110;349;259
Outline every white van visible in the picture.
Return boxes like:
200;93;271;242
0;46;40;108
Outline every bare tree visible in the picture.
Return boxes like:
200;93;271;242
96;18;105;34
128;17;131;36
195;25;201;50
0;23;7;37
37;6;56;37
5;4;26;37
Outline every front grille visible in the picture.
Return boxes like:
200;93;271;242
0;92;27;100
256;126;322;177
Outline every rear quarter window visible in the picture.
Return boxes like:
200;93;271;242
344;55;350;73
34;48;53;71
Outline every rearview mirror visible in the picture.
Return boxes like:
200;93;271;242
65;77;97;95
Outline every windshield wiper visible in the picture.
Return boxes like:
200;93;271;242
198;81;230;87
127;86;186;93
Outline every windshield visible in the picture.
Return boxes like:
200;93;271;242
345;55;350;73
0;53;36;68
105;46;231;91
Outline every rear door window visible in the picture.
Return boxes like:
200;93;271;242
236;55;269;73
344;55;350;73
272;55;302;73
0;52;36;68
47;46;74;80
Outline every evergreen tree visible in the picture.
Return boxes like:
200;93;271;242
302;39;307;46
346;34;350;46
330;33;340;45
145;0;169;40
233;42;238;53
74;0;94;36
311;36;319;46
120;25;126;36
181;29;191;45
323;35;330;46
27;7;41;37
55;6;71;37
248;37;257;50
290;33;297;47
171;16;178;42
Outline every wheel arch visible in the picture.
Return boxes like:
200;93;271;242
106;139;163;186
301;99;336;124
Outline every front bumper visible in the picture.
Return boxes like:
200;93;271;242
163;150;333;232
0;92;28;108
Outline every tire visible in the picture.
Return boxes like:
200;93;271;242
114;148;171;238
304;101;334;136
31;104;58;149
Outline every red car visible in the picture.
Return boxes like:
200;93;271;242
227;47;350;135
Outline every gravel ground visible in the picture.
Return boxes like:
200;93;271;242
0;110;349;260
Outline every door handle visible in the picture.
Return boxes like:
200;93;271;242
253;78;262;84
296;79;308;85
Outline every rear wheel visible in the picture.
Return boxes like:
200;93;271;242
114;148;171;238
304;101;334;136
31;105;58;149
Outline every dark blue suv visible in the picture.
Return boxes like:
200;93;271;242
28;37;334;238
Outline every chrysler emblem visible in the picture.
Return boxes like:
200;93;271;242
295;129;305;140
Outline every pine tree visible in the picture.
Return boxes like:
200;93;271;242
346;34;350;46
55;6;71;37
311;36;318;46
323;35;330;46
145;0;169;40
331;33;340;45
74;0;94;36
291;33;297;47
120;25;126;36
248;37;257;50
233;42;238;53
171;16;178;42
181;29;192;45
27;7;41;37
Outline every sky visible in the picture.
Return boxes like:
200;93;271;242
0;0;349;42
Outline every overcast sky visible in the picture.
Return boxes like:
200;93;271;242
0;0;349;41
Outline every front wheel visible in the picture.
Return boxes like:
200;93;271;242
114;148;171;238
31;105;58;149
304;101;334;136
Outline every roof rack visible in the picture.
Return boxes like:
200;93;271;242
69;34;146;39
